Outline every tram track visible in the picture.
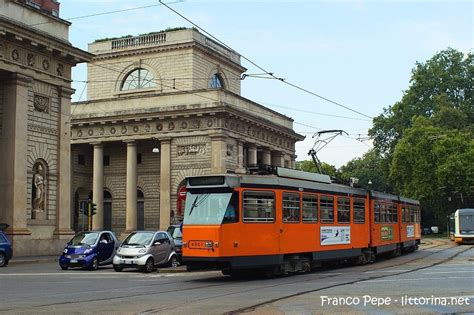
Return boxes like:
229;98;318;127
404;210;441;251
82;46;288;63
224;244;473;314
0;239;460;314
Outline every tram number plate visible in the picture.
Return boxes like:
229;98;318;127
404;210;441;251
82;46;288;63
188;240;208;249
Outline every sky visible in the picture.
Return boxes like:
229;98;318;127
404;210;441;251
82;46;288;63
60;0;472;168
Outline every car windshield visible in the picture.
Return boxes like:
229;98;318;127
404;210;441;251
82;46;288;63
167;226;182;239
183;192;232;225
122;232;154;246
69;232;99;246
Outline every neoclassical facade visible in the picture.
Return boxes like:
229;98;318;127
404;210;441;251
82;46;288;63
0;0;91;255
71;28;304;234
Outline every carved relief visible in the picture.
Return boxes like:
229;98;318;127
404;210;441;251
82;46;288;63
121;126;127;134
156;123;163;131
57;64;64;76
144;124;151;132
27;53;35;66
180;121;187;129
191;120;201;128
11;49;19;61
177;144;206;156
110;127;116;134
77;129;83;137
168;122;175;130
133;125;139;133
42;59;50;70
99;127;105;136
88;129;93;136
33;94;49;113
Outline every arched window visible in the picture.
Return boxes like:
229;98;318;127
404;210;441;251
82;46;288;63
121;68;157;91
209;73;224;89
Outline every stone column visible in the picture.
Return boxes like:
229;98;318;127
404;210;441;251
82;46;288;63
236;141;245;173
271;151;284;168
210;133;227;174
262;148;272;166
159;138;171;230
0;74;32;236
125;140;137;232
92;143;104;230
247;144;257;167
54;86;75;237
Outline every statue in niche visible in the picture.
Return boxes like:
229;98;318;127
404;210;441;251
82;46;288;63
32;164;46;212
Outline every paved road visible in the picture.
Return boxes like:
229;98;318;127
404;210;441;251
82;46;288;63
0;239;472;314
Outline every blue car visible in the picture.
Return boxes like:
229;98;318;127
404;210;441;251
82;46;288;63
0;223;13;267
59;231;118;270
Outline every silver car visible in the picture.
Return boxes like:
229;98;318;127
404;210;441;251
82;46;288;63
113;231;178;273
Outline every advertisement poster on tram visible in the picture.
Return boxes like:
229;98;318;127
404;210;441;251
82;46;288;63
406;225;415;238
381;226;394;240
320;226;351;245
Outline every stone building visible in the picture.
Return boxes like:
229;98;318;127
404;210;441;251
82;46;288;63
71;28;304;234
0;0;91;255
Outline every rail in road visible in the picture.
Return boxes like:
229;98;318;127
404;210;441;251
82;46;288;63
0;239;472;314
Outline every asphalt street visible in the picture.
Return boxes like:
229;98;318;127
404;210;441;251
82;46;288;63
0;239;472;314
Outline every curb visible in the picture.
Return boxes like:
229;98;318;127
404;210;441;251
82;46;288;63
10;257;59;265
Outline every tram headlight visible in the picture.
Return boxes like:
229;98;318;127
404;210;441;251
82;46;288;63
205;241;213;248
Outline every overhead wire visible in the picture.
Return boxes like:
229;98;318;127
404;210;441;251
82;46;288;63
158;0;373;120
28;1;184;26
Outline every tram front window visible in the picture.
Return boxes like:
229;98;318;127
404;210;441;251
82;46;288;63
184;192;236;225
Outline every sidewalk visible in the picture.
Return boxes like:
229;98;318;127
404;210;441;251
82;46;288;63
10;255;59;264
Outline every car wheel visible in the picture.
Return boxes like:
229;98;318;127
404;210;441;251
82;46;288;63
113;265;123;272
89;257;99;271
169;255;179;268
142;258;154;273
0;253;6;267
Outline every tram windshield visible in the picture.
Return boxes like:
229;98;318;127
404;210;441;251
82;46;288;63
460;215;474;234
183;191;236;225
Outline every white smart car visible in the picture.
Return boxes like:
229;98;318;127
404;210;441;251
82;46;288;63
113;231;178;273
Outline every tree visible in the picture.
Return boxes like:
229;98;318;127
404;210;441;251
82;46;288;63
369;48;473;156
295;160;337;177
338;149;391;191
390;116;474;227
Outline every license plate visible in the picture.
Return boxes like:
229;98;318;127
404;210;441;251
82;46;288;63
122;260;134;264
70;259;77;263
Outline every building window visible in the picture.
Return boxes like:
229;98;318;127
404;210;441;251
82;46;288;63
121;68;157;91
103;155;110;166
78;154;85;166
137;153;142;164
209;73;224;89
243;191;275;222
283;192;300;223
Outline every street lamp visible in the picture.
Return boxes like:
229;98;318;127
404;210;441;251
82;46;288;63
152;138;160;153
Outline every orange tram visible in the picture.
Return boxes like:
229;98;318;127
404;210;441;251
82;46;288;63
182;168;421;276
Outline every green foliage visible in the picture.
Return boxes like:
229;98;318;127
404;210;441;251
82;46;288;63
369;48;473;156
295;161;337;177
339;150;391;191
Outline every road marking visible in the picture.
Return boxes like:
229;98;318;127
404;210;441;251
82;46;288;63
365;270;409;273
0;272;145;277
365;276;474;283
422;270;474;275
318;273;342;276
